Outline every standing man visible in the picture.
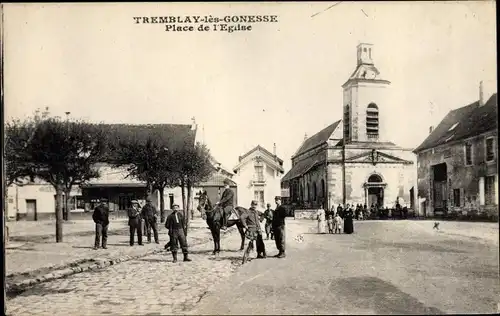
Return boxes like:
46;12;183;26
217;179;234;231
141;197;160;244
337;204;343;219
263;203;274;240
92;198;109;250
272;196;287;258
241;200;267;259
128;200;144;246
165;204;192;263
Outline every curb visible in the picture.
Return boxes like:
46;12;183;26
6;226;236;295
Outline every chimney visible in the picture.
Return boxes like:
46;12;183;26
479;81;484;106
304;133;308;141
273;143;277;156
429;126;434;134
191;117;197;131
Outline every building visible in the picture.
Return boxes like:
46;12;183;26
413;86;498;218
232;145;284;209
6;121;201;220
194;158;238;212
281;43;417;213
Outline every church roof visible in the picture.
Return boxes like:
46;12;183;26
282;151;325;182
413;93;498;153
293;120;341;158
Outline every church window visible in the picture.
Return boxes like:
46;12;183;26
344;104;350;141
366;103;379;139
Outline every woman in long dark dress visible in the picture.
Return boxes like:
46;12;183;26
344;207;354;234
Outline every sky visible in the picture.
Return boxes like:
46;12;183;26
3;2;497;172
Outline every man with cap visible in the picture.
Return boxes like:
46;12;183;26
165;204;192;263
128;200;144;246
263;203;274;240
141;197;160;244
217;179;235;231
272;196;287;258
240;200;266;258
92;198;110;250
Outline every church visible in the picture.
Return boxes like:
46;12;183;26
281;43;417;211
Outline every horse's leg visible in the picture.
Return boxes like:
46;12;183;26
237;221;245;251
214;224;221;254
209;225;217;255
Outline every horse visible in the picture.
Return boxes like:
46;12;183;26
197;191;247;255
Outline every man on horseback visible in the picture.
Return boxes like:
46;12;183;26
217;179;235;231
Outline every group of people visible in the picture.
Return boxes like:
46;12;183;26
92;197;192;263
239;196;288;259
316;204;356;235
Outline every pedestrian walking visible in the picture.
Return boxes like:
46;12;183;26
272;196;287;258
317;208;326;234
92;198;110;250
128;200;144;246
241;200;267;259
141;197;160;244
165;204;191;263
263;203;274;240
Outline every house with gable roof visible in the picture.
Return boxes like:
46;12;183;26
413;84;498;218
232;145;284;209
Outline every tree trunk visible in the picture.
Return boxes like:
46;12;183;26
64;188;71;221
55;185;64;242
180;178;187;236
159;186;165;223
186;181;193;236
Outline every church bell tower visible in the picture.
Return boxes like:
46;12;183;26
342;43;391;143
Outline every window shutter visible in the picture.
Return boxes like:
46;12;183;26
460;188;465;207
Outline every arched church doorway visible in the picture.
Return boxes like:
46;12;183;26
365;174;385;207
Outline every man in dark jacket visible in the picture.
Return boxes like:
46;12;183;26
92;198;110;250
337;204;343;219
272;196;287;258
263;203;274;240
165;204;191;263
217;179;235;230
141;197;159;244
241;200;266;259
128;200;144;246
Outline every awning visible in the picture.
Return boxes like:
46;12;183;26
282;153;325;182
81;183;147;188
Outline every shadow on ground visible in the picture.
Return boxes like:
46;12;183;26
331;276;444;315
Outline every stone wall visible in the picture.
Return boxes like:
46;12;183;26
294;209;319;220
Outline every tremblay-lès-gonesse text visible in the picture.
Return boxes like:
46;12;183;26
133;15;279;33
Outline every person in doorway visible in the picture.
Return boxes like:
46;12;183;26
263;203;274;240
141;197;160;244
128;200;144;246
344;205;354;234
241;200;267;259
317;208;326;234
217;179;235;231
92;198;109;250
272;196;287;258
165;204;191;263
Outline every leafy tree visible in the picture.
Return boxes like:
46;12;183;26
111;136;179;222
172;143;214;234
23;118;106;242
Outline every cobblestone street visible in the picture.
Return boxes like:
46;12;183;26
6;222;260;316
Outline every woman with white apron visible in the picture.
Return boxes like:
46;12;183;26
317;208;326;234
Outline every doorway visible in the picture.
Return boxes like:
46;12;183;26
169;194;174;209
432;163;448;214
25;199;38;221
367;187;384;207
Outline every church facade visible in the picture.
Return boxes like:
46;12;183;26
281;43;417;211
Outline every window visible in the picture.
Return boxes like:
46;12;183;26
343;104;350;141
464;143;473;165
485;175;496;205
453;189;461;207
254;166;264;182
366;103;379;139
485;137;495;162
254;190;264;208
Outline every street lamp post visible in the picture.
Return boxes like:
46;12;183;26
64;112;70;220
